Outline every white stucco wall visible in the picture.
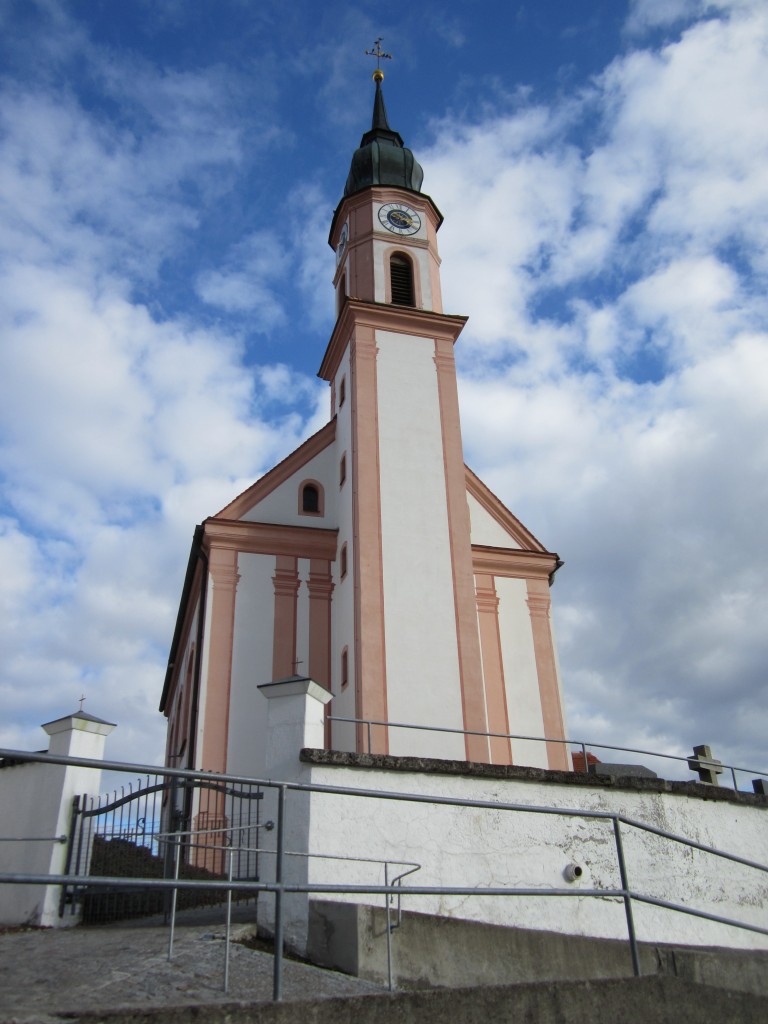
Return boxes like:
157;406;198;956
495;575;549;769
196;575;215;769
0;718;113;927
302;763;768;952
330;349;356;753
468;493;521;548
227;552;277;778
375;330;465;759
240;445;338;526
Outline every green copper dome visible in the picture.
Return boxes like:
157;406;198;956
344;78;424;197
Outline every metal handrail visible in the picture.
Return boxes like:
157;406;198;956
159;817;421;993
326;714;768;790
1;746;766;1002
0;835;67;843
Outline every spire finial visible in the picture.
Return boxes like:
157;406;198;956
365;37;392;82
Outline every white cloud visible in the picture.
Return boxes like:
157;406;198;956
196;230;290;322
625;0;752;35
0;6;329;763
438;1;768;770
1;0;766;779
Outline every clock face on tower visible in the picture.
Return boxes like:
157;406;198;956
378;203;421;236
336;221;349;265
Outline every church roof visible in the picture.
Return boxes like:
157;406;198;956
344;77;424;197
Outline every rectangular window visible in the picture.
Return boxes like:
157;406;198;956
340;453;346;487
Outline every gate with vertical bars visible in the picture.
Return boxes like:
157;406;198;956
61;774;264;923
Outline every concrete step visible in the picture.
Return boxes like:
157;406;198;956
73;975;768;1024
307;899;768;996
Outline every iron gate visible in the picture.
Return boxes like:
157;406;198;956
61;774;264;923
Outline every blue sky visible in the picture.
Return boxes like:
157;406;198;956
1;0;766;780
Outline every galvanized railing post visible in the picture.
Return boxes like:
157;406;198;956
612;816;640;976
167;835;181;961
385;862;393;991
272;785;287;1001
224;847;233;992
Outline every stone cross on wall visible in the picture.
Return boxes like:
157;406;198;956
687;744;723;785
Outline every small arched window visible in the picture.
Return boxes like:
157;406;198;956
390;253;415;306
341;647;349;690
340;542;348;579
302;484;319;513
299;481;324;516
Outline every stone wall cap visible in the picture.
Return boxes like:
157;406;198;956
42;710;116;735
258;677;333;705
300;748;768;808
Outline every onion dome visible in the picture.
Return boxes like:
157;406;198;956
344;72;424;197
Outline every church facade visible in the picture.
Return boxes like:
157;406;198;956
160;75;570;780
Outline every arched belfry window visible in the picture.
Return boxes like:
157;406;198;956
390;253;414;306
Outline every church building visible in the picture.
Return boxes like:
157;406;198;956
160;71;570;779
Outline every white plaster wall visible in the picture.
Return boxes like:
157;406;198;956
303;765;768;951
330;349;356;753
0;725;110;927
496;576;549;769
0;762;69;926
227;553;276;778
296;558;310;680
468;493;521;548
376;330;465;759
196;575;215;770
240;445;337;526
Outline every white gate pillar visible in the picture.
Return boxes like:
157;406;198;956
255;676;332;953
0;710;115;928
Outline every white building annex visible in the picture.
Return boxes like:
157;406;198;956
159;71;570;784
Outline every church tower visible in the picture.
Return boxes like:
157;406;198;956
321;71;489;761
160;71;570;778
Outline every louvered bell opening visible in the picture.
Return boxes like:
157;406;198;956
390;255;414;306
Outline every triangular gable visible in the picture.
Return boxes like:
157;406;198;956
465;464;548;553
214;418;336;521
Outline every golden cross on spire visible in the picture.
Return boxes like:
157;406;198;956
365;37;392;82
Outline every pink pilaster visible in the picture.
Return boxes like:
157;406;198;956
475;574;512;765
200;546;240;774
272;555;300;681
526;579;569;770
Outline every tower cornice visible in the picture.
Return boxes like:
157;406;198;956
318;298;468;381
